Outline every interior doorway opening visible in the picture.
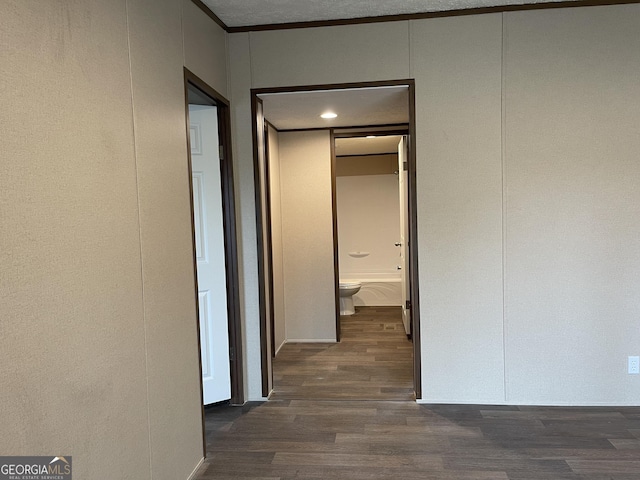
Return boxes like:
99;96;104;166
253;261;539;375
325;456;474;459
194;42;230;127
251;80;421;401
184;68;244;454
333;127;412;339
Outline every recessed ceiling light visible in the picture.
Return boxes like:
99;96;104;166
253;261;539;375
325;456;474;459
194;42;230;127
366;135;376;139
320;112;337;119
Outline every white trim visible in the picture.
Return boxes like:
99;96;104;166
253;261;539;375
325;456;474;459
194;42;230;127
186;457;205;480
274;339;286;356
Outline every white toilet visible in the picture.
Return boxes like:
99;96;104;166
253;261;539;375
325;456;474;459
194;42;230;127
339;280;362;316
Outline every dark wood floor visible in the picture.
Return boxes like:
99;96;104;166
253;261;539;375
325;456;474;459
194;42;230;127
196;307;640;479
271;306;414;401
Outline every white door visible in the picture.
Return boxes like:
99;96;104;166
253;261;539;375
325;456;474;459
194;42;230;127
189;104;231;404
398;136;411;336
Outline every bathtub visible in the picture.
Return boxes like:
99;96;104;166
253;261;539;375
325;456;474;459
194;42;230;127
343;272;402;307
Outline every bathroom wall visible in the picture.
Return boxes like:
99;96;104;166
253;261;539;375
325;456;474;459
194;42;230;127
278;130;336;341
336;154;398;176
336;173;401;277
337;167;403;308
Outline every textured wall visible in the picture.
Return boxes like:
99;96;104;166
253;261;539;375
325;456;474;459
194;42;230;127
183;0;228;97
0;2;150;477
411;14;505;403
249;22;410;87
227;32;263;400
128;0;207;477
1;1;228;478
278;131;336;341
229;4;640;405
503;5;640;405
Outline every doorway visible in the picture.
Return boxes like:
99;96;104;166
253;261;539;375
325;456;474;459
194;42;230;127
333;128;412;338
184;68;244;415
251;80;422;400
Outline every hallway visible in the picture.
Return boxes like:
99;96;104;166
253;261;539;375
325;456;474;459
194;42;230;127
271;306;414;401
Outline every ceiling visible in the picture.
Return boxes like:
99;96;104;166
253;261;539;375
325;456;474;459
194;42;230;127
261;87;408;155
201;0;578;28
259;86;409;131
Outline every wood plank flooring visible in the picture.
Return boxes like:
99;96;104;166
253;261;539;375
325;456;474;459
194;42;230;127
195;307;640;479
271;306;414;401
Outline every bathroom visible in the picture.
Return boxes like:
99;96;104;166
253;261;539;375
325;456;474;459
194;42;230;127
335;133;407;327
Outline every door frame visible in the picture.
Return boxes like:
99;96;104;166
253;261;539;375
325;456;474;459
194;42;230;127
183;68;244;453
331;124;412;341
251;79;422;400
252;96;274;396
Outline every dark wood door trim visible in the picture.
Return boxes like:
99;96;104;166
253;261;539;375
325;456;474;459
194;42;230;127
252;79;415;97
332;123;410;348
330;129;341;342
264;125;277;358
251;95;273;397
253;79;422;401
183;69;245;459
407;81;422;399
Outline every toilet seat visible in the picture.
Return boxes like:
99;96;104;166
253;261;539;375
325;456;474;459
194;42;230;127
339;280;361;288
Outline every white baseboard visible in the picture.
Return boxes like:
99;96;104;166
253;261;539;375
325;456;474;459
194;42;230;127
275;339;286;356
187;457;205;480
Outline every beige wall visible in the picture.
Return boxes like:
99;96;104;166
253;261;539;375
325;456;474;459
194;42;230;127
1;1;228;479
412;14;505;403
267;125;286;352
277;131;336;341
336;154;397;176
229;3;640;405
503;6;640;404
227;33;264;400
183;0;228;97
249;23;410;87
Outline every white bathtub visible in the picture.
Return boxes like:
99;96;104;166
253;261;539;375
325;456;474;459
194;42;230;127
343;272;402;307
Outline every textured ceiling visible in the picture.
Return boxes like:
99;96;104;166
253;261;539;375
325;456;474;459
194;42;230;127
201;0;578;27
259;86;409;131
